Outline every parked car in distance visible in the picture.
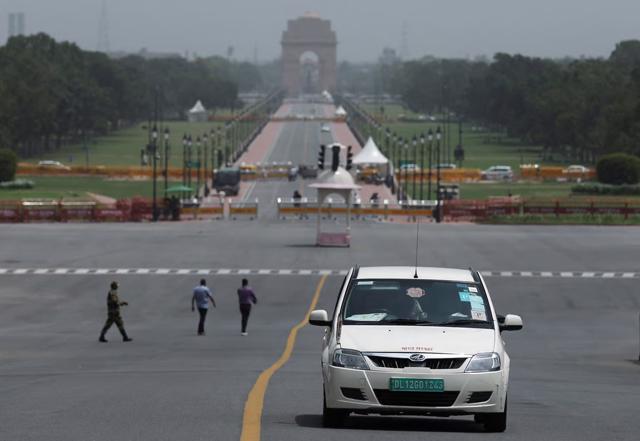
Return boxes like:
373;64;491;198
563;165;589;174
321;124;331;133
481;165;513;181
37;160;71;171
436;163;458;169
399;163;420;171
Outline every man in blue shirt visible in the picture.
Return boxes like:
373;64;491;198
191;279;216;335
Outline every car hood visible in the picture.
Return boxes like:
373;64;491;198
339;325;495;355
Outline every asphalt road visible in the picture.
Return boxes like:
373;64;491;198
1;221;639;441
244;102;334;218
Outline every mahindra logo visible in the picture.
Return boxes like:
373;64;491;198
409;353;427;362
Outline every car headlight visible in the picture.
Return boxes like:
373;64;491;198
332;349;370;370
465;352;501;373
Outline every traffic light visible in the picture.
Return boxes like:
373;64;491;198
318;145;326;170
346;145;353;170
331;144;341;172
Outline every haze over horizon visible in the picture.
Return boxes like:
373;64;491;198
1;0;639;62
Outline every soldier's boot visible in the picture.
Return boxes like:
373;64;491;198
121;329;133;342
99;327;109;342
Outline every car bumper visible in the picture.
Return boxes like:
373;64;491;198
324;365;505;415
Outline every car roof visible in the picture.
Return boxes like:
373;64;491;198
356;266;476;283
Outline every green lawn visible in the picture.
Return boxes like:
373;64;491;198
0;176;157;201
361;103;422;119
374;121;548;171
405;181;575;201
26;121;224;168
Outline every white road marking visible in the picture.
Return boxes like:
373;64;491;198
0;268;637;279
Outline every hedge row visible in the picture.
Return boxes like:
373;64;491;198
0;179;35;190
596;153;640;185
572;183;640;196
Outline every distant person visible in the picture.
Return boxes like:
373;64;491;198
192;279;216;335
293;190;302;208
237;278;257;336
370;192;380;207
99;281;132;343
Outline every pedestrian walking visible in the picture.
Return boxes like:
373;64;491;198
192;279;216;335
99;281;132;343
237;278;257;336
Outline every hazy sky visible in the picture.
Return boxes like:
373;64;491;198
1;0;639;61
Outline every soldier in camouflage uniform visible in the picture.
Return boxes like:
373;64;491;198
99;281;133;342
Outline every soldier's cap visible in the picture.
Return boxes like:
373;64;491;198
110;281;118;290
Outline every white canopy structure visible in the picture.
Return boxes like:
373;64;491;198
309;161;361;247
353;137;389;165
335;106;347;118
188;100;208;122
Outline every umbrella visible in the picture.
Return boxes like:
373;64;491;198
165;185;193;193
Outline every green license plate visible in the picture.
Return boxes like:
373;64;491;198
389;378;445;392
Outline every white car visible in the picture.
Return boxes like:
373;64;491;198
321;124;331;133
310;266;523;432
563;165;589;174
37;160;71;171
481;165;513;181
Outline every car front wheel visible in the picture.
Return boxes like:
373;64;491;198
322;391;349;428
477;396;507;432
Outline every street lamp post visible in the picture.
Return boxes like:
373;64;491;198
182;134;188;201
436;126;442;223
420;133;425;201
196;136;202;198
151;125;159;222
385;128;391;180
163;127;170;194
412;135;418;200
203;132;209;196
427;129;434;200
187;135;193;198
403;138;409;201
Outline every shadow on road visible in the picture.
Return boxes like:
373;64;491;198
295;414;483;432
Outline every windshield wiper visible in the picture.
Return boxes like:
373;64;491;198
436;319;493;327
381;319;435;326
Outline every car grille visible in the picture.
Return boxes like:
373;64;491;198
374;390;459;407
367;356;466;370
466;391;493;403
341;387;368;401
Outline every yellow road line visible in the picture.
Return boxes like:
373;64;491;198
240;274;328;441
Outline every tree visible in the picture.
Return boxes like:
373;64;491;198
0;149;18;182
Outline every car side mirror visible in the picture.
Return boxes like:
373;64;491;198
309;310;331;327
499;314;523;332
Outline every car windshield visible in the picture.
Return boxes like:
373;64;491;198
341;279;493;328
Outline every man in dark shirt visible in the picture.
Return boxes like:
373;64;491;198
237;278;257;336
192;279;216;335
99;281;132;342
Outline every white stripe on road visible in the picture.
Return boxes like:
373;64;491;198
0;268;638;279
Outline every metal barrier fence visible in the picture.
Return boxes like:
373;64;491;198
276;198;435;221
443;198;640;221
0;199;226;223
229;199;259;220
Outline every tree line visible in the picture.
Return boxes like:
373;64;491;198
380;41;640;162
0;33;246;158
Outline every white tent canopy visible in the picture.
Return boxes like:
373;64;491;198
335;106;347;117
189;100;206;114
353;137;389;165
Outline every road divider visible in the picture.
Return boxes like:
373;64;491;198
240;275;327;441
